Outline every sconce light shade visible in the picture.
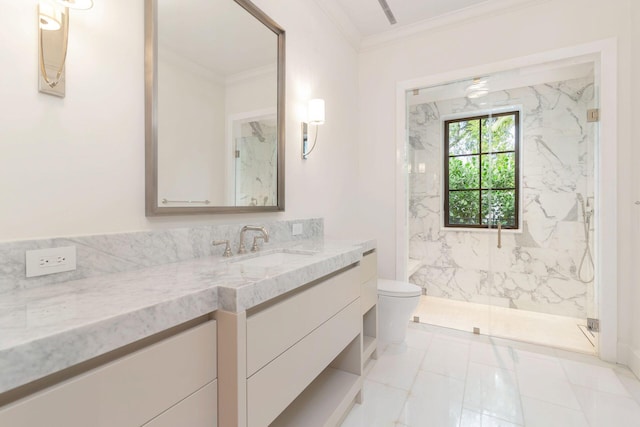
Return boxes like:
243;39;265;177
308;99;325;124
302;98;325;159
55;0;93;10
39;2;62;30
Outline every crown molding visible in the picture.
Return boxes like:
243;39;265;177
359;0;551;52
225;63;277;85
310;0;362;50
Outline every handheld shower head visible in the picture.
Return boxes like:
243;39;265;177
577;193;586;216
576;193;592;228
576;192;595;283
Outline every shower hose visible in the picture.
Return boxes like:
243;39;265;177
577;197;595;284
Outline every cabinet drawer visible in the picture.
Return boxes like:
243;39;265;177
246;265;359;376
143;380;217;427
360;252;377;284
361;278;377;314
0;320;217;427
247;299;360;427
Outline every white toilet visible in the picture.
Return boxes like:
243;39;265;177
377;279;422;343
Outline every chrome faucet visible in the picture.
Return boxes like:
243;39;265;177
238;225;269;254
212;240;233;257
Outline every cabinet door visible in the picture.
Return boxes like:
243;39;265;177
143;380;217;427
360;251;377;283
247;300;360;427
246;265;359;376
0;320;217;427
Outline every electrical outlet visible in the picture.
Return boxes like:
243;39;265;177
26;246;77;278
292;223;303;236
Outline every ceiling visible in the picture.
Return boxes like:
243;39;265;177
158;0;276;78
330;0;491;37
317;0;543;48
155;0;535;76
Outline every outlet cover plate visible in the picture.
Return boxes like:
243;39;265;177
292;223;303;236
26;246;77;278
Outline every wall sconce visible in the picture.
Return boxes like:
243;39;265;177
38;0;93;98
301;98;325;159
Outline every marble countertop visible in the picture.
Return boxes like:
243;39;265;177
0;238;375;395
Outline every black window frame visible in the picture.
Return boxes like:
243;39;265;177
443;110;520;229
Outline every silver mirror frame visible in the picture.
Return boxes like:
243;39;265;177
144;0;286;216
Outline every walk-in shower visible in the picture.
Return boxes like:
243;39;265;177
404;56;599;354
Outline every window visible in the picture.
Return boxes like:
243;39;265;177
444;111;520;229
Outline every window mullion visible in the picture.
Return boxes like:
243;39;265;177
444;121;450;226
478;118;483;226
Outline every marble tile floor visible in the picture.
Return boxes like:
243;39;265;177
413;296;596;355
340;323;640;427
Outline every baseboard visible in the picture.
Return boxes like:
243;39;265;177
629;347;640;379
618;342;640;379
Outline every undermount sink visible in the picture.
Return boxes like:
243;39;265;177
232;250;316;268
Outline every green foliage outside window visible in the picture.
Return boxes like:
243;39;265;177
445;112;519;228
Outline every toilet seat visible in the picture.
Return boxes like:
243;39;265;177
377;279;422;298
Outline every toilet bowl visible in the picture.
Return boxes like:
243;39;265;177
377;279;422;344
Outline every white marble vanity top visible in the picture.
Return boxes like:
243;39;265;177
0;238;375;395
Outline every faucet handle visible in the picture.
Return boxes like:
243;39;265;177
251;236;266;252
212;240;233;257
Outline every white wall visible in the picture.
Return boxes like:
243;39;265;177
225;69;276;117
224;69;278;205
254;0;361;239
158;51;226;205
0;0;359;241
630;0;640;377
357;0;635;364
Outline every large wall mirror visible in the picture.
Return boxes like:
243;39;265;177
145;0;285;215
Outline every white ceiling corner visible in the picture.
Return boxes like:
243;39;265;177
311;0;363;49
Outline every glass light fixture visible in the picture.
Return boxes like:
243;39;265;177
39;1;62;31
302;98;325;159
307;98;325;124
38;0;93;97
466;78;489;99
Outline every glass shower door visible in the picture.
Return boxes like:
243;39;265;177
483;63;599;354
232;115;278;207
482;108;520;341
443;109;518;337
407;89;493;334
407;57;599;355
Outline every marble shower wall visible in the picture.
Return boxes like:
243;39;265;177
236;118;278;206
0;218;323;294
408;76;595;318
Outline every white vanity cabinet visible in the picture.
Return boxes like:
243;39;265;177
219;263;364;427
360;250;378;367
0;319;218;427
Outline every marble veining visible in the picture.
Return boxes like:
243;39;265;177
0;235;374;395
235;118;278;206
0;218;322;294
218;240;370;312
408;76;595;318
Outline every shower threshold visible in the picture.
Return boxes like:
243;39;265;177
413;295;596;355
